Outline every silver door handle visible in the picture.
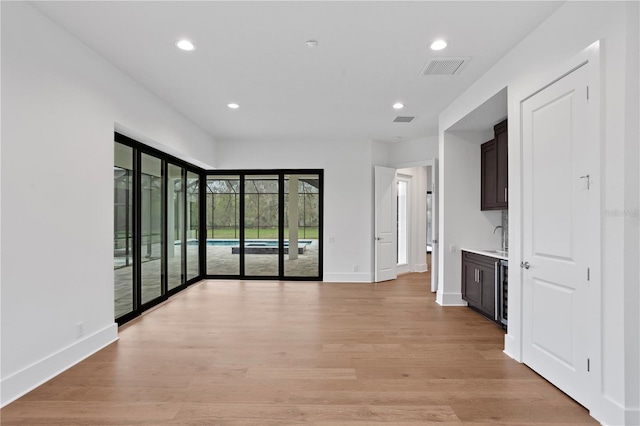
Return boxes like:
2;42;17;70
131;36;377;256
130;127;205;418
375;237;382;241
432;239;438;244
520;261;530;269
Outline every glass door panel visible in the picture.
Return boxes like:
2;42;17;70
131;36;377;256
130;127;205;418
114;142;134;318
141;153;163;304
167;164;184;290
244;175;280;276
284;174;320;277
186;171;200;280
206;176;240;275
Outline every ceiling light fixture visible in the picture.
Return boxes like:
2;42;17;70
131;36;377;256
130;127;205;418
227;103;240;109
430;39;447;51
305;40;319;48
176;39;195;51
393;102;405;110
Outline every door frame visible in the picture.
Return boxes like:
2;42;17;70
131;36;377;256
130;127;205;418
388;159;438;290
396;173;412;275
508;41;602;406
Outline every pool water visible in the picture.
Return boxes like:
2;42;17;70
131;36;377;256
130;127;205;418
184;239;312;247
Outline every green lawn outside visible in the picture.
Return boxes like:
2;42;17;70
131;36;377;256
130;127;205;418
207;227;319;239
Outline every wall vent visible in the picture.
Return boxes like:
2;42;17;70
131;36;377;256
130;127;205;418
393;116;415;123
420;57;470;76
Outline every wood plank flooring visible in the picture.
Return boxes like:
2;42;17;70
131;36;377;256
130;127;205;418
1;273;597;425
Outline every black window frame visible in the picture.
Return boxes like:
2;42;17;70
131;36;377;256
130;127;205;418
114;132;324;326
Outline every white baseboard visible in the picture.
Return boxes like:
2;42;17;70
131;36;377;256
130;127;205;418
1;323;118;407
594;394;640;426
324;272;373;283
625;408;640;426
414;263;428;273
436;291;467;306
503;333;521;362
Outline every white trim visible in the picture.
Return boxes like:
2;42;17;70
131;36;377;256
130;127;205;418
595;395;638;426
435;291;467;306
1;323;118;407
503;334;519;362
396;176;410;268
414;263;428;273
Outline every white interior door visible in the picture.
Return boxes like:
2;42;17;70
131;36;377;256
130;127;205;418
374;166;397;282
521;63;595;407
430;159;439;292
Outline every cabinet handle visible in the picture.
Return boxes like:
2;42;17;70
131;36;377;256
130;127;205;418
504;187;508;203
494;261;499;321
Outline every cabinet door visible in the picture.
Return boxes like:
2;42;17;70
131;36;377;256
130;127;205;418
479;263;497;320
481;139;497;210
462;261;481;308
495;120;508;208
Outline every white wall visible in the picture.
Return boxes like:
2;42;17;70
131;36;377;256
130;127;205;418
436;131;501;306
0;2;217;406
215;139;374;282
438;2;639;424
389;136;438;167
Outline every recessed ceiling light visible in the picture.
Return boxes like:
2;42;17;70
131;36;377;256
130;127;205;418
393;102;405;110
305;40;319;48
176;39;195;51
430;39;447;51
227;103;240;109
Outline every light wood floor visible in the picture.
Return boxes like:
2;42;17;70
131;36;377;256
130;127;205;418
1;273;597;425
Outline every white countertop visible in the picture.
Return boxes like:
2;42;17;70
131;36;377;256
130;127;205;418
462;248;508;260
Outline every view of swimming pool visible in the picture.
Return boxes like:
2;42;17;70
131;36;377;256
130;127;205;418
184;239;313;247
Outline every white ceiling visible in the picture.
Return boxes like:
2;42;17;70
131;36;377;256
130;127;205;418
32;1;563;143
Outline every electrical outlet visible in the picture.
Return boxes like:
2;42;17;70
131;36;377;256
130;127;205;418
328;237;335;243
76;322;84;339
449;244;456;253
353;265;359;272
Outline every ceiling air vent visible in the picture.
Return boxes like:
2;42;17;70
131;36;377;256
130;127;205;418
393;116;415;123
420;57;470;76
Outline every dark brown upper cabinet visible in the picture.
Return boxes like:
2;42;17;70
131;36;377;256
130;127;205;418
481;119;508;210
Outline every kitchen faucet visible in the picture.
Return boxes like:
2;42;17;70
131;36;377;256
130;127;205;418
493;225;507;252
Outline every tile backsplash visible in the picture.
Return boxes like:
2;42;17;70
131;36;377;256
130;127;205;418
502;210;509;250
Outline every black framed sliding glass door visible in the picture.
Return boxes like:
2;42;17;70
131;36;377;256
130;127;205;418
205;170;323;280
114;134;323;324
167;163;184;291
284;173;321;278
114;133;204;325
114;142;134;319
140;153;164;305
205;175;240;276
244;174;280;277
186;171;200;281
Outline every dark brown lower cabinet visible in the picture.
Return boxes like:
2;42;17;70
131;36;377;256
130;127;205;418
462;251;499;323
